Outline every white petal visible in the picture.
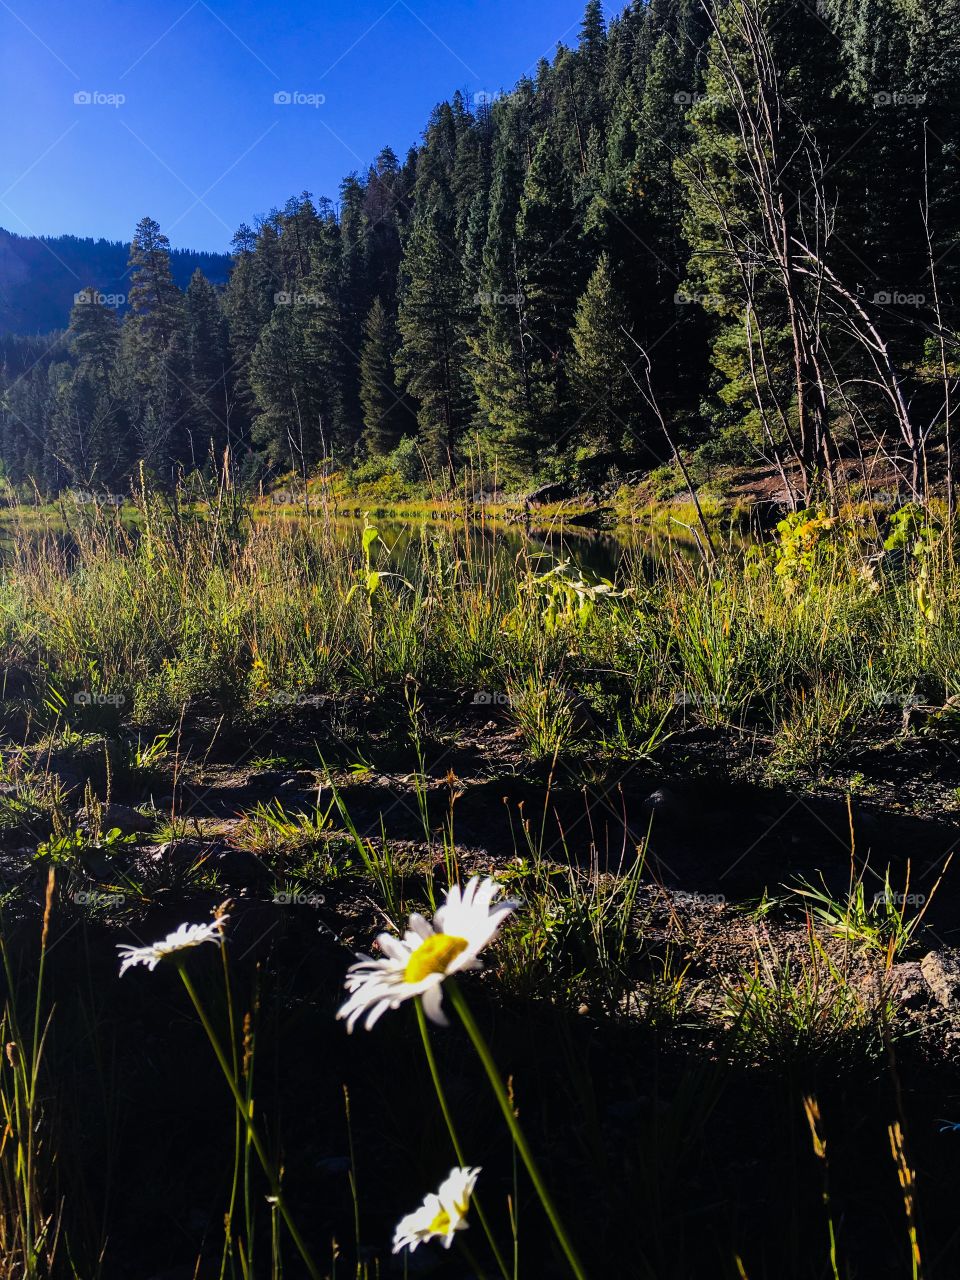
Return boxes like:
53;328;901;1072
421;983;449;1027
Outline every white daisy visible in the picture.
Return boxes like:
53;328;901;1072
337;876;517;1031
117;916;229;976
392;1166;481;1253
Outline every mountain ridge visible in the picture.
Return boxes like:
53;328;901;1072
0;227;231;334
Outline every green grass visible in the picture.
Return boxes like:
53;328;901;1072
0;484;954;1277
0;484;955;781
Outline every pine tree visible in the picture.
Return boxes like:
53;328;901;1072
569;253;638;456
70;286;121;374
124;217;190;476
359;296;414;454
468;141;551;466
127;217;184;348
47;289;127;487
223;222;272;452
395;202;472;473
185;270;231;460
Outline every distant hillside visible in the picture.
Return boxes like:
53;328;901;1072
0;228;231;334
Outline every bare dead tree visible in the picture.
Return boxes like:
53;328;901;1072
790;245;924;499
692;0;835;503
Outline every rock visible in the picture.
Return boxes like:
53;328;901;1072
249;769;288;789
76;803;156;838
920;950;960;1008
564;506;616;529
559;686;597;731
49;770;82;794
886;961;927;1006
524;480;573;506
149;841;206;870
208;848;269;888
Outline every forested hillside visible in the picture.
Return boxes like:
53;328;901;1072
0;229;230;334
1;0;958;501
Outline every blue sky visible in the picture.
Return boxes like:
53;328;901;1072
0;0;600;252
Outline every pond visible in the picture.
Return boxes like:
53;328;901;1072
278;512;745;582
0;505;750;583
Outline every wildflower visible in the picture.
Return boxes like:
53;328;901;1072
392;1166;481;1253
117;917;228;976
337;877;516;1030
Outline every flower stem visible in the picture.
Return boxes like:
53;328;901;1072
415;997;510;1280
446;978;588;1280
177;964;321;1280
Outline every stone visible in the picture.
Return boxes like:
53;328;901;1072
149;841;206;870
76;803;156;838
920;950;960;1009
208;848;268;887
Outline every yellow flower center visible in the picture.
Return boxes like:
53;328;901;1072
427;1207;452;1237
404;933;468;983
